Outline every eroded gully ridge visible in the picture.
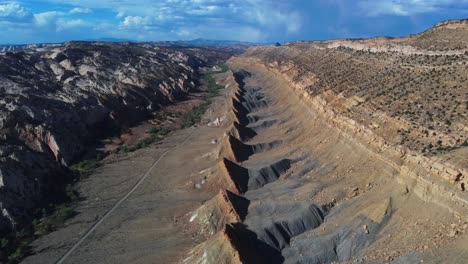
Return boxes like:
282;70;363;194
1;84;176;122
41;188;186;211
182;69;344;264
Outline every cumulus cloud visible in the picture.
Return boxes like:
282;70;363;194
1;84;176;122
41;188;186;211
359;0;468;16
119;13;169;29
246;7;302;34
69;7;92;14
0;2;33;22
121;15;152;28
34;11;65;27
39;0;305;41
57;19;88;31
0;3;89;36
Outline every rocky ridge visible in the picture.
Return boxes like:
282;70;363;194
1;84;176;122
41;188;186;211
235;20;468;213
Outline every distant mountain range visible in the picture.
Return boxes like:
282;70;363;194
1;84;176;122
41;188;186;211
174;38;260;46
0;38;263;49
0;39;266;54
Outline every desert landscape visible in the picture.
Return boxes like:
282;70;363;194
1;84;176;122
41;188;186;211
0;18;467;264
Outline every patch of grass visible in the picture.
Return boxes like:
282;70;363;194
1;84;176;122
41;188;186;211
1;201;77;263
135;136;155;149
132;127;174;150
181;63;228;127
218;63;229;73
148;126;171;136
33;205;76;236
181;101;211;128
6;241;29;264
204;63;229;75
119;145;130;153
65;184;80;203
70;159;100;176
118;126;174;153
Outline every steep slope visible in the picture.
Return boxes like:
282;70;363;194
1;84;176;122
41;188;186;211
237;20;468;194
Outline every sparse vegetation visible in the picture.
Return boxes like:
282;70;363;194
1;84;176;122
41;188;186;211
181;63;227;127
182;101;211;128
1;190;78;263
70;159;100;177
120;63;229;149
0;63;230;264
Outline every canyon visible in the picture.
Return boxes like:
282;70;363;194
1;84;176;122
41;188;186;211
0;19;467;263
0;41;243;243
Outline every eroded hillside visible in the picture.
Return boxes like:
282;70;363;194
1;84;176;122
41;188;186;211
239;20;468;188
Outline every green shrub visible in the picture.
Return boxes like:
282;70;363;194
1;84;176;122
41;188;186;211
33;205;76;236
119;145;130;153
148;127;171;136
7;243;29;264
65;184;80;203
182;101;210;128
70;159;99;176
218;63;229;73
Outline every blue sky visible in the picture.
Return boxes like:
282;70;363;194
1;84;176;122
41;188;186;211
0;0;467;44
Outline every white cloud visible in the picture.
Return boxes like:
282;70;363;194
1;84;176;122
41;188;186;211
173;28;195;38
2;0;308;43
360;0;468;16
69;7;92;14
57;19;88;31
0;2;33;22
116;10;125;18
34;11;89;32
121;15;149;27
41;0;304;41
120;15;167;29
244;2;302;34
186;5;219;15
34;11;65;27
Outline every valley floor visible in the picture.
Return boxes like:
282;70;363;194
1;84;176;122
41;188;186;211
21;75;232;264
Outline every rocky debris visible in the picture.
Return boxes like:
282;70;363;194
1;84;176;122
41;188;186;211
363;224;369;234
208;117;223;127
447;229;459;238
0;41;240;236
